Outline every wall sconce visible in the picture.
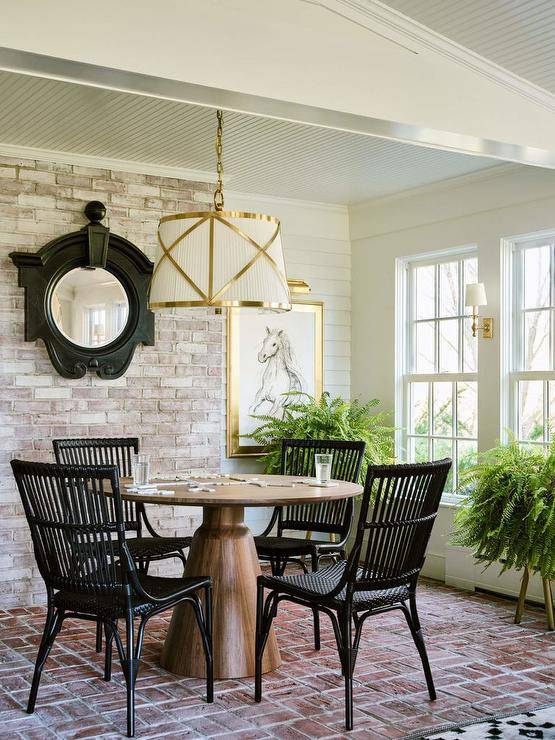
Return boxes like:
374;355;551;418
464;283;493;338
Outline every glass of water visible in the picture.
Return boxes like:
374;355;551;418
315;453;333;485
132;453;150;487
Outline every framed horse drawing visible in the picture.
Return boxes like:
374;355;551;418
227;301;323;457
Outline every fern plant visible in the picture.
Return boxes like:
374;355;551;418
245;391;394;482
452;438;555;579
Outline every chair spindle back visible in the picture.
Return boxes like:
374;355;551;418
348;459;451;591
11;460;128;596
279;439;366;538
53;438;140;533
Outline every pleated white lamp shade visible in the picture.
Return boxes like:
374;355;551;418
149;210;291;311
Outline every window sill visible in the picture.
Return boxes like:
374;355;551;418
439;496;462;509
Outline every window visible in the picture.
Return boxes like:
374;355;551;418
397;250;478;494
84;306;107;346
83;302;127;346
507;232;555;449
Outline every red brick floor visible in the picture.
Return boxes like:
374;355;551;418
0;581;553;739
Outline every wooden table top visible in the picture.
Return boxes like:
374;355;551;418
120;474;362;507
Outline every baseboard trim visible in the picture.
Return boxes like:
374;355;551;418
475;585;545;607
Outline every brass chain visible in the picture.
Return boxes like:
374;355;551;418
213;109;224;211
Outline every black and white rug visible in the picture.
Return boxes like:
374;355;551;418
405;705;555;739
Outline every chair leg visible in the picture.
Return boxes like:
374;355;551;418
255;583;264;702
404;595;436;701
123;612;138;738
275;557;288;576
27;606;63;713
352;612;365;669
190;590;214;703
312;609;321;651
177;550;187;571
255;584;277;703
104;622;114;681
341;605;354;731
204;585;214;702
310;552;321;650
95;620;103;653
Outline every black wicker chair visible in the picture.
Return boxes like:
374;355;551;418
53;438;192;652
255;458;452;731
11;459;213;738
255;438;365;649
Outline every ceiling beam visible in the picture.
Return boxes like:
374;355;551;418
0;46;553;169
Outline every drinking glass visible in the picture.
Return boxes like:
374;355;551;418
132;453;150;487
315;453;333;485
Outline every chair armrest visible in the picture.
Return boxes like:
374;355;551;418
324;541;362;598
318;532;349;551
121;542;205;605
138;503;161;538
258;507;281;537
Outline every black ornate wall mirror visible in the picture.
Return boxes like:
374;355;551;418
10;201;155;379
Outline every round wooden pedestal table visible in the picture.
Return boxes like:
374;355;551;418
121;474;362;679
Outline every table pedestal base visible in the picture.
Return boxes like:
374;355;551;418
160;505;281;678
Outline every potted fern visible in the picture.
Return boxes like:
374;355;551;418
452;438;555;628
246;391;394;482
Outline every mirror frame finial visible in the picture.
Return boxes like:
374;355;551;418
83;200;110;269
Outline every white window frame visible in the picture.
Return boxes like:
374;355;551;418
83;304;107;346
395;245;478;497
501;229;555;448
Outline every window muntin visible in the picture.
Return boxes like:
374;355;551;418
411;257;477;375
511;236;555;448
402;252;478;494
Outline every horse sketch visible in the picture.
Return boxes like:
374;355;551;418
250;326;305;417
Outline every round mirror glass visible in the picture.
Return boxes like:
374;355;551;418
51;267;129;348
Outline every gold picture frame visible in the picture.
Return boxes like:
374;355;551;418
227;300;324;457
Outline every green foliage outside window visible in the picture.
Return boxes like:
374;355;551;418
411;385;477;492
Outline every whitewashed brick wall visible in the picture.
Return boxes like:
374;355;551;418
0;156;223;606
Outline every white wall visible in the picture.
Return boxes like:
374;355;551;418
223;193;351;531
350;163;555;603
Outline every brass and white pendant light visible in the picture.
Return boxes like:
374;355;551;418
149;110;291;311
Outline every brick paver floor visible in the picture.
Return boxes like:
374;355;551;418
0;580;553;739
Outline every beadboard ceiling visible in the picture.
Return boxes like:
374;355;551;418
383;0;555;94
0;70;500;206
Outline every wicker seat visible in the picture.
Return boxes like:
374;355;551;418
255;459;452;732
11;460;213;738
125;536;192;560
53;438;192;651
52;574;209;619
265;560;411;608
255;535;331;557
